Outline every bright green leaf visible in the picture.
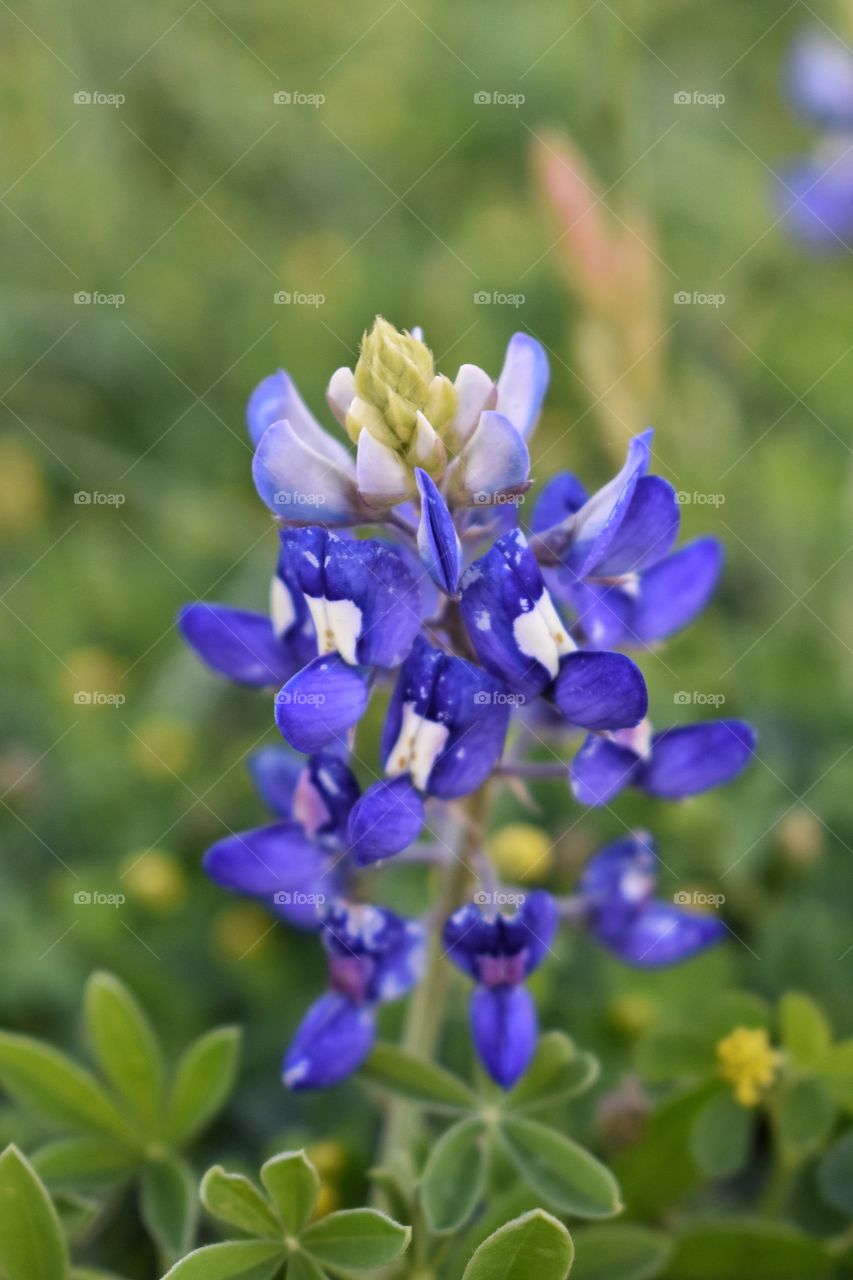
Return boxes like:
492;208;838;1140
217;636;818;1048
360;1042;478;1112
461;1209;574;1280
0;1144;69;1280
817;1129;853;1215
201;1166;281;1237
260;1151;318;1235
690;1091;752;1178
499;1116;621;1219
779;993;831;1069
287;1255;326;1280
83;973;164;1130
167;1026;242;1146
776;1076;836;1157
0;1034;132;1143
505;1033;599;1113
421;1116;487;1234
301;1208;410;1269
571;1224;673;1280
660;1219;831;1279
139;1155;198;1262
162;1240;285;1280
31;1137;136;1192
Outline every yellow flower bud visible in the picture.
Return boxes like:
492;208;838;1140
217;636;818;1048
487;823;553;881
716;1026;781;1107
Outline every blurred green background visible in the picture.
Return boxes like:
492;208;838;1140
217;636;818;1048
1;0;852;1259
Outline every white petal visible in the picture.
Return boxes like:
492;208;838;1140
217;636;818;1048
512;590;576;679
327;367;356;425
356;431;412;507
385;701;450;791
270;575;297;638
448;364;496;451
304;594;363;665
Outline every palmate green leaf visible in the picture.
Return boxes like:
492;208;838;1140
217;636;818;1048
571;1224;673;1280
421;1116;487;1233
778;992;831;1069
260;1151;319;1235
359;1042;478;1112
689;1090;752;1178
83;973;164;1130
201;1166;281;1237
505;1033;599;1113
32;1136;137;1192
300;1208;410;1269
499;1116;621;1219
139;1155;198;1262
287;1256;326;1280
0;1144;69;1280
0;1034;133;1143
53;1190;103;1245
776;1076;836;1157
162;1240;285;1280
659;1219;832;1279
817;1130;853;1215
461;1209;574;1280
166;1027;242;1146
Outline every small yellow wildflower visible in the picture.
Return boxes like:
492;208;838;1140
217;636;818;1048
716;1026;780;1107
487;823;553;881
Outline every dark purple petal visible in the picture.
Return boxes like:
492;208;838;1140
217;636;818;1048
370;918;426;1002
551;577;634;650
495;333;549;438
578;834;658;939
275;655;371;753
552;431;652;575
637;720;755;799
415;467;463;596
247;746;302;818
283;993;376;1090
588;476;679;577
570;735;640;806
470;985;537;1089
518;890;559;974
178;604;296;687
292;752;361;840
203;821;329;900
554;651;647;731
347;778;425;866
530;472;588;533
630;538;723;643
443;904;492;980
596;901;726;968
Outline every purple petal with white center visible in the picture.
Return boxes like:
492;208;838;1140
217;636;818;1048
283;992;376;1090
347;778;425;866
275;655;371;753
381;637;511;799
203;821;329;900
630;537;724;642
246;371;355;470
531;473;589;534
247;746;302;818
570;734;640;806
178;604;297;687
554;651;647;731
253;420;361;525
596;901;726;968
356;430;411;508
452;411;531;505
636;720;755;800
280;528;422;669
588;476;679;577
415;468;463;596
470;985;537;1089
787;31;853;128
460;529;573;698
549;431;652;575
495;333;549;438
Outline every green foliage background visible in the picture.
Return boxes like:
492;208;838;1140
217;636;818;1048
1;0;852;1268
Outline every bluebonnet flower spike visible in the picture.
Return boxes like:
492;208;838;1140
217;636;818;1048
578;834;725;967
284;903;425;1089
444;891;558;1088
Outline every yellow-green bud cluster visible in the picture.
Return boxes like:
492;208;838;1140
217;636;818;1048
346;318;458;477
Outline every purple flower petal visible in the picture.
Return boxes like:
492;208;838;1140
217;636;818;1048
292;752;361;840
531;472;588;534
632;538;723;642
247;369;355;462
283;992;376;1090
203;821;329;900
247;746;302;818
597;901;726;968
178;604;296;686
452;411;531;505
554;651;647;731
415;467;463;596
588;476;679;577
787;31;853;128
778;150;853;247
275;655;371;753
570;734;640;806
470;985;537;1089
252;420;362;525
495;333;549;438
637;720;755;799
347;778;425;866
